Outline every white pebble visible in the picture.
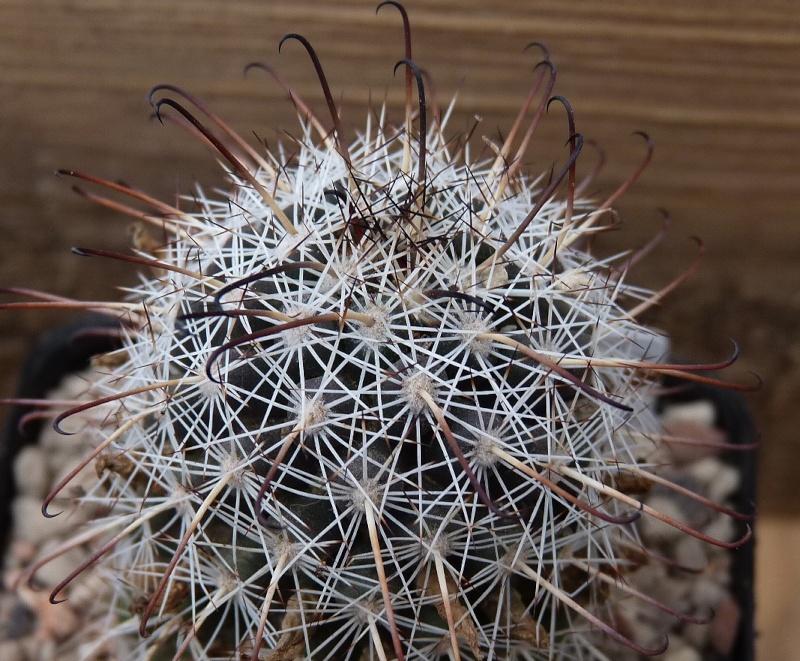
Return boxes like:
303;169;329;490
702;516;736;547
629;620;662;653
13;446;49;500
661;401;716;428
674;535;708;570
50;456;99;503
613;593;646;629
29;544;86;591
0;639;27;661
707;463;742;504
640;495;690;543
685;456;723;486
690;575;730;611
663;642;702;661
629;562;691;612
658;573;693;607
19;635;45;660
38;421;95;457
11;497;81;547
631;562;668;594
68;571;112;611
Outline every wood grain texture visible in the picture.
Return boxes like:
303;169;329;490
756;516;800;660
0;0;798;584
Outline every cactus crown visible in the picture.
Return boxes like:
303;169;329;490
8;3;752;660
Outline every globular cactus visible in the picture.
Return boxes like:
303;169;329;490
4;3;753;660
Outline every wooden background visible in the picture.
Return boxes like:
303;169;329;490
0;1;798;655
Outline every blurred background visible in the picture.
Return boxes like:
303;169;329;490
1;1;798;656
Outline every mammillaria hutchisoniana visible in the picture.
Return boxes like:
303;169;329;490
3;3;753;660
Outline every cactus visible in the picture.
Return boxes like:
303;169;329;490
3;3;753;660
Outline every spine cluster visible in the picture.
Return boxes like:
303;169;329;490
3;3;752;660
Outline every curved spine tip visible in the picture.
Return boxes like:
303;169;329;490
523;40;550;61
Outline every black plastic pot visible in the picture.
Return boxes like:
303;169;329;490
0;315;121;555
658;378;758;661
